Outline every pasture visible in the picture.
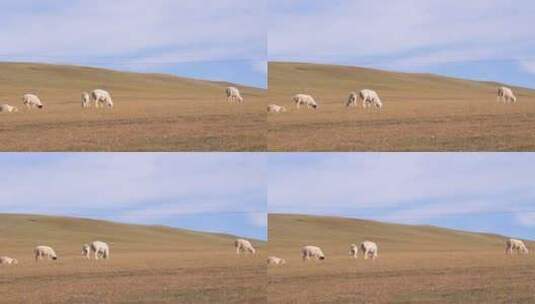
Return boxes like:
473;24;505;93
0;214;266;304
267;62;535;151
268;214;535;304
0;63;266;151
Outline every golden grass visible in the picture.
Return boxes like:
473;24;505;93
0;63;266;151
0;214;266;304
268;214;535;304
267;62;535;151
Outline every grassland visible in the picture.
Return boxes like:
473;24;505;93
0;62;266;151
267;62;535;151
0;214;266;304
268;214;535;304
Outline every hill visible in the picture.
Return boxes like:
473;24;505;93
0;214;266;304
268;214;535;304
267;62;535;151
0;62;266;151
269;213;521;253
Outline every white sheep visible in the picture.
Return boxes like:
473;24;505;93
91;89;114;108
349;244;359;259
346;92;358;107
360;241;378;260
293;94;318;109
81;244;91;259
226;87;244;103
267;104;287;113
506;238;529;255
0;256;18;265
234;239;256;255
301;245;325;262
357;89;383;110
89;241;110;260
497;86;517;103
0;104;19;113
22;94;44;109
267;256;286;265
34;245;58;262
81;92;91;108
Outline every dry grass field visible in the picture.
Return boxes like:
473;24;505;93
268;214;535;304
0;214;266;304
267;62;535;151
0;62;266;151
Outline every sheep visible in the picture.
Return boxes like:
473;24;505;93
301;245;325;262
293;94;318;109
497;86;517;103
346;92;358;107
267;104;287;113
0;256;18;265
360;241;378;260
357;89;383;110
506;238;529;255
91;89;114;108
89;241;110;260
0;104;19;113
81;92;91;108
267;256;286;265
22;94;44;109
226;87;244;103
81;244;91;259
234;239;256;255
349;244;359;259
34;245;58;262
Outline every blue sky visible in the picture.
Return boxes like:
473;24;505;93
269;1;535;89
268;153;535;241
0;1;267;88
0;153;267;240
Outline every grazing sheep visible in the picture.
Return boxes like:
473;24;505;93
267;104;287;113
301;245;325;262
267;256;286;265
0;256;18;265
497;86;517;103
293;94;318;109
357;89;382;110
91;89;114;108
346;92;358;107
22;94;44;109
81;244;91;259
506;239;529;255
226;87;244;103
89;241;110;260
81;92;91;108
0;104;19;113
235;239;256;255
34;245;58;262
360;241;378;260
349;244;359;259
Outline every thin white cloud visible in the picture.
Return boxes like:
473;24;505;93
269;1;535;67
0;0;267;63
520;60;535;75
0;154;266;218
268;153;535;220
516;212;535;228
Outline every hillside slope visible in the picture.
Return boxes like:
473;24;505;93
0;214;266;304
269;213;519;252
268;214;535;304
268;62;535;151
0;62;266;151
